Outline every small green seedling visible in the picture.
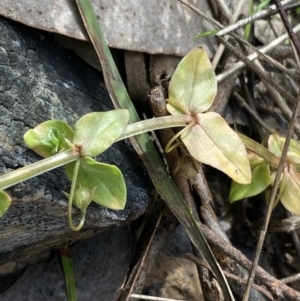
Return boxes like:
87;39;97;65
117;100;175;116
25;110;129;231
166;47;251;184
230;133;300;215
0;47;252;230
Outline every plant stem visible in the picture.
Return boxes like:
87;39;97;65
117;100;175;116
67;159;85;231
239;133;281;167
0;149;79;190
118;115;193;141
165;120;196;153
0;115;190;192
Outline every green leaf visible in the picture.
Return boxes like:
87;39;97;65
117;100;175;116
0;190;11;217
193;29;219;40
65;157;126;210
229;163;270;202
167;46;217;115
289;163;300;185
268;134;300;164
280;170;300;215
73;110;129;157
253;0;271;14
268;134;283;157
181;112;251;184
24;120;74;158
73;186;96;211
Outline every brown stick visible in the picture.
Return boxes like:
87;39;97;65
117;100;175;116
185;253;274;300
198;222;300;300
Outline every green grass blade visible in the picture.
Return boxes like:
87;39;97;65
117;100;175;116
60;245;77;301
193;28;219;40
74;1;234;299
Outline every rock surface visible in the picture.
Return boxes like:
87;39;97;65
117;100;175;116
0;16;151;264
0;225;132;300
0;0;217;57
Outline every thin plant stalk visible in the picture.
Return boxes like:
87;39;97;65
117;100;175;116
67;159;85;231
0;116;191;192
0;149;79;191
118;115;193;141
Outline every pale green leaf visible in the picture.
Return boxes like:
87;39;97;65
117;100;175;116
280;170;300;215
288;163;300;186
65;157;126;210
24;120;74;158
0;190;11;217
268;133;300;164
229;163;270;202
268;134;283;157
248;151;266;168
181;112;251;184
73;110;129;157
167;46;216;116
73;186;95;211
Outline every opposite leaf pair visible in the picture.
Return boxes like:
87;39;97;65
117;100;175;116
167;46;251;185
24;110;130;211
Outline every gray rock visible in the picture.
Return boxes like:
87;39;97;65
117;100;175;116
0;0;217;57
0;225;132;301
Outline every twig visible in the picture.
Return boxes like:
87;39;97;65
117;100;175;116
232;91;271;131
177;0;224;30
213;0;232;21
281;273;300;284
130;295;188;301
149;85;199;218
215;36;295;104
179;0;300;86
273;0;300;56
212;0;247;70
178;0;300;39
191;167;229;242
216;23;300;82
198;222;300;300
185;253;274;300
215;36;300;139
216;0;299;36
